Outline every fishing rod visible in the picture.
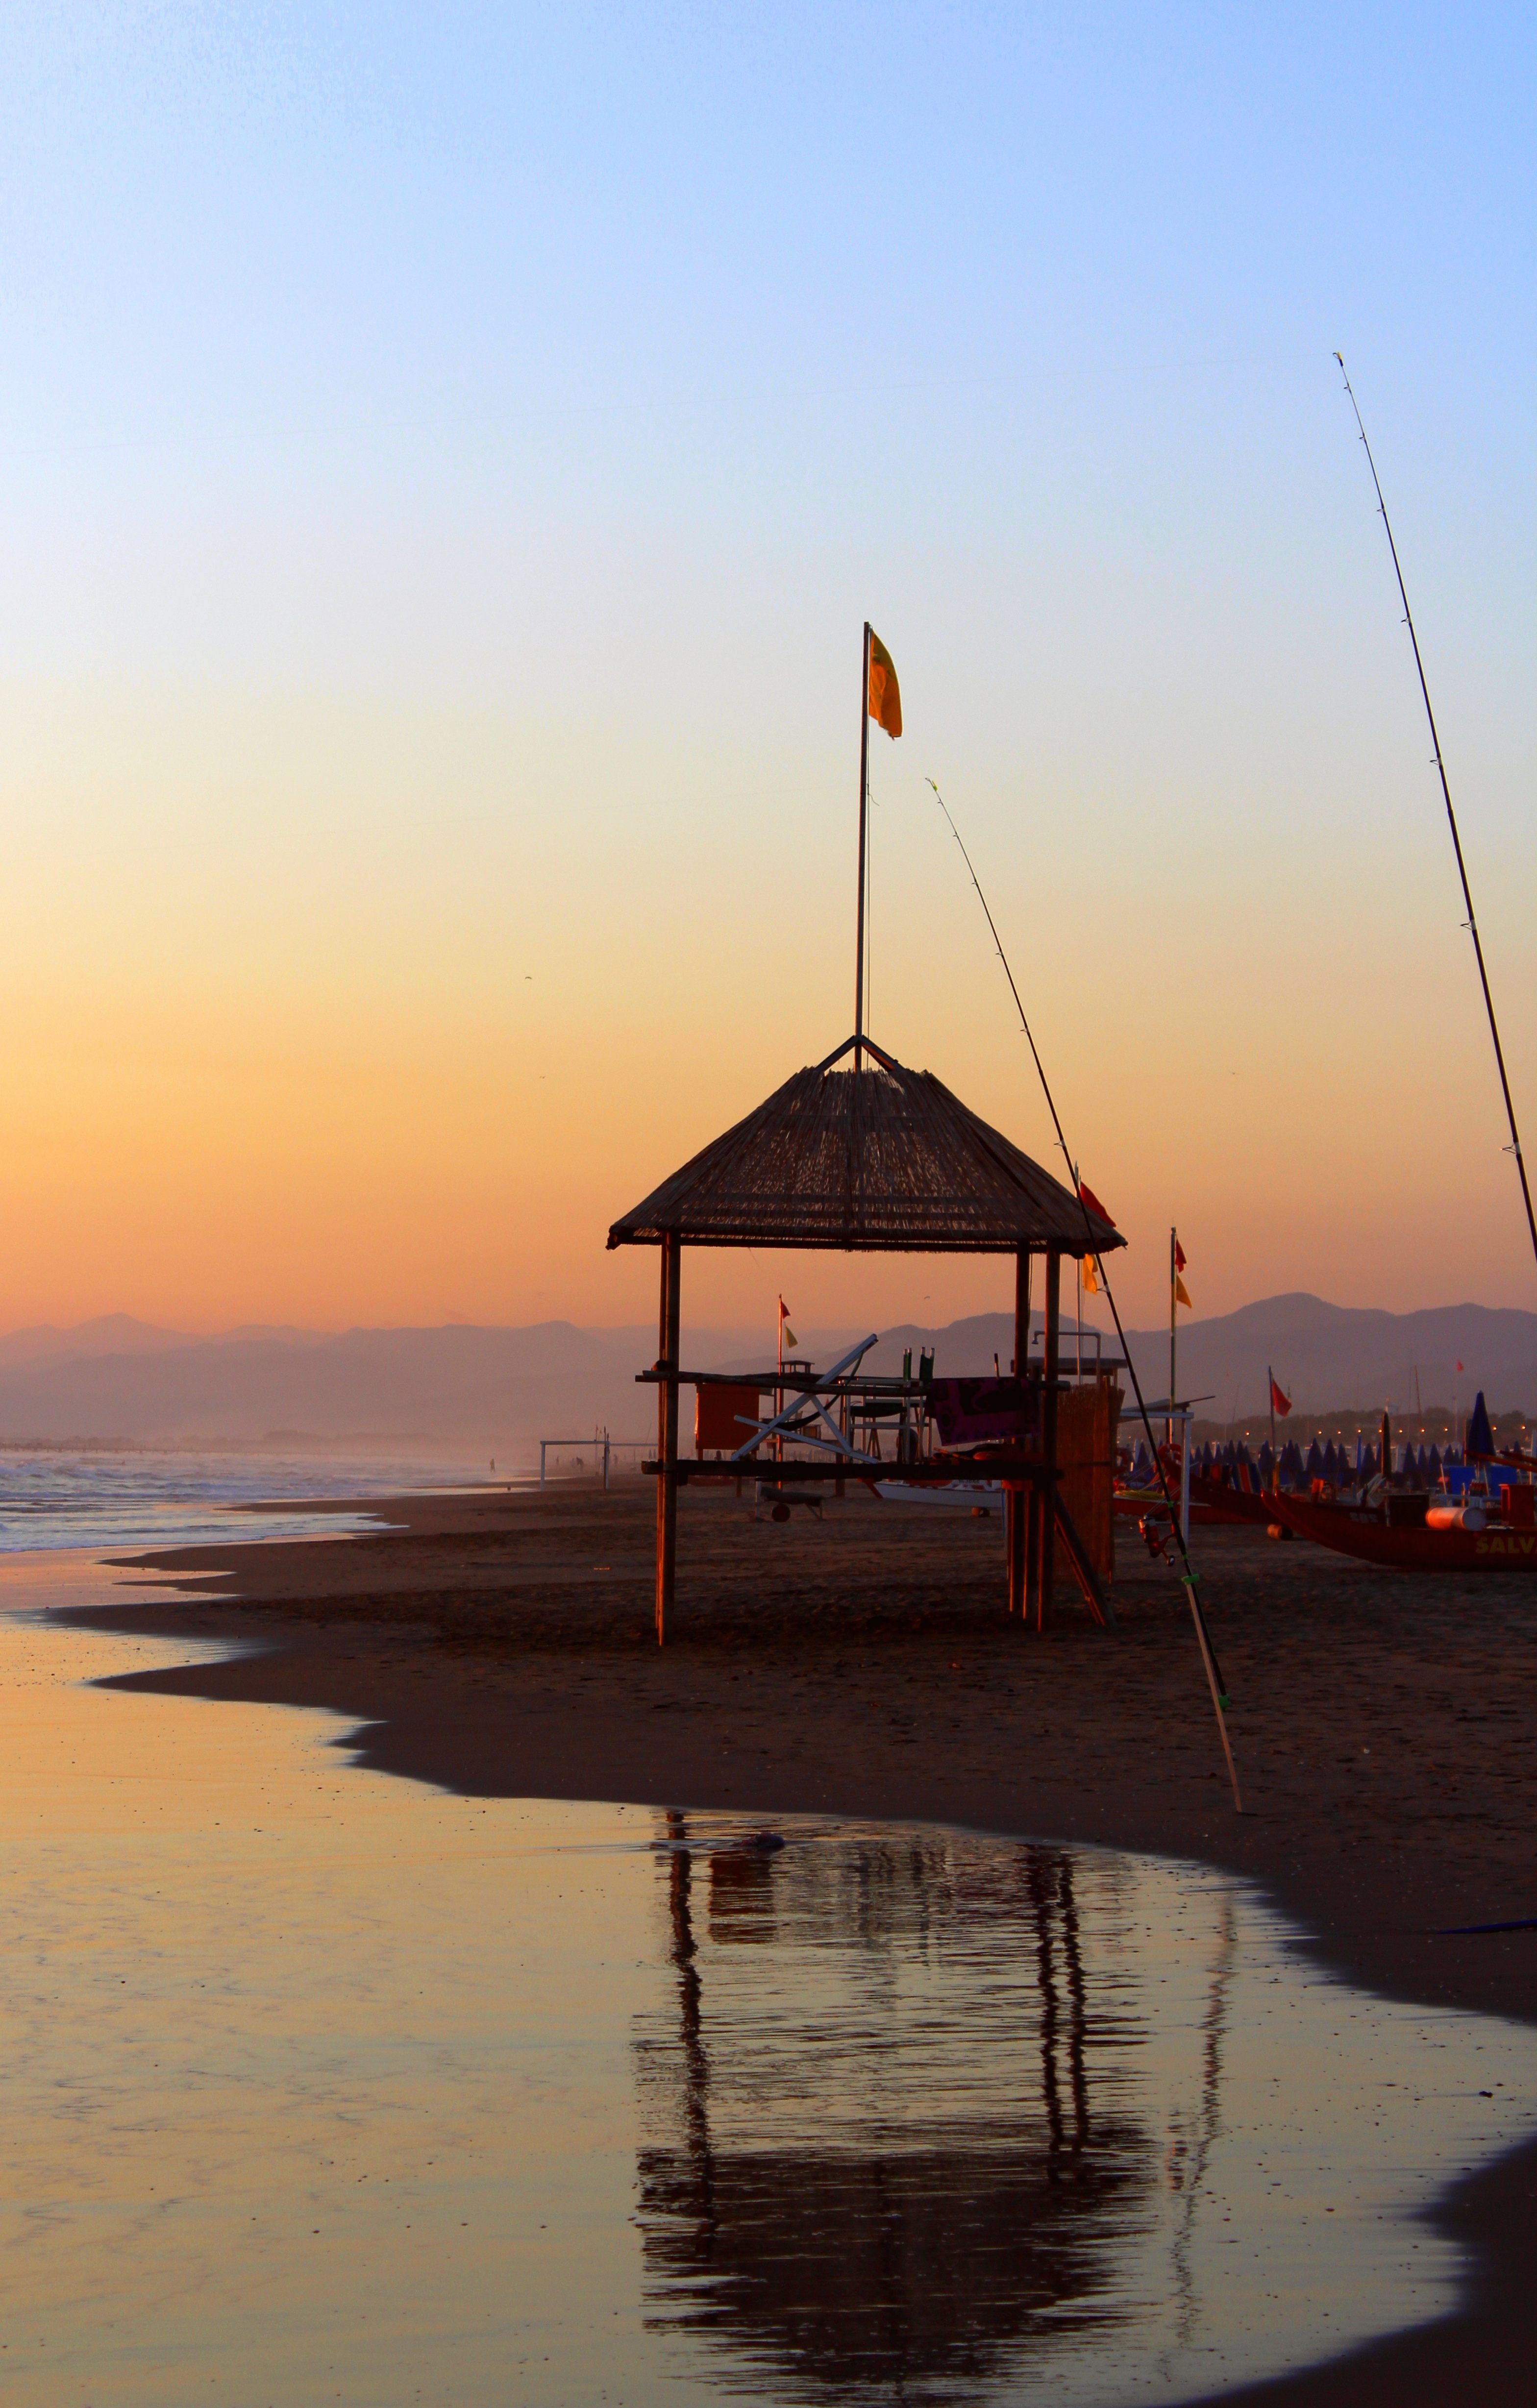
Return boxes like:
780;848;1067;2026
927;778;1243;1813
1335;353;1537;1278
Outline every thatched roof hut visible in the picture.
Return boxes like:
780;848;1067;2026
609;1036;1121;1258
612;1032;1124;1643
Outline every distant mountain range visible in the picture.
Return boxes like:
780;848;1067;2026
0;1294;1529;1453
0;1313;320;1368
841;1295;1537;1417
1124;1293;1537;1420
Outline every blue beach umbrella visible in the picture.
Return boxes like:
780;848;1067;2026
1467;1391;1494;1459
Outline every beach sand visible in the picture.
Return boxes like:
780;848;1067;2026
73;1477;1537;2405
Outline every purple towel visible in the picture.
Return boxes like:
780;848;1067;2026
929;1377;1038;1447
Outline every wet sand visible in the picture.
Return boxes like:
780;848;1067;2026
70;1478;1537;2405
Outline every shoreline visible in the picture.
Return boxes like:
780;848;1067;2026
54;1478;1537;2404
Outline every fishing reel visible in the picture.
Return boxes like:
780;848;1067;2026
1137;1507;1178;1563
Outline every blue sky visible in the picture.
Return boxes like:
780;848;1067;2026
0;5;1532;1331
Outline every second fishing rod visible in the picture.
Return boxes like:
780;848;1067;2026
927;776;1243;1814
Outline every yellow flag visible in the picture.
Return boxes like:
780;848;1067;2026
1082;1253;1100;1295
868;631;902;738
1174;1275;1192;1310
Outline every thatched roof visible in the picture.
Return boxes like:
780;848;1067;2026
608;1036;1123;1257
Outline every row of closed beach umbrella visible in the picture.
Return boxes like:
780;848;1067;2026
1128;1437;1461;1491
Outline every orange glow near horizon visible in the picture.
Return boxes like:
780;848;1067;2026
1;670;1532;1342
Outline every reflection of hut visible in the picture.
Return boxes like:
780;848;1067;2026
634;1815;1152;2398
609;1035;1122;1641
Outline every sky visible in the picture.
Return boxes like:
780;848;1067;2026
1;3;1532;1340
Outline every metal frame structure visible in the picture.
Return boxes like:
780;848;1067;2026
1120;1407;1195;1545
537;1433;650;1491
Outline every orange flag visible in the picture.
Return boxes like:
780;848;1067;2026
1175;1275;1192;1310
868;631;902;738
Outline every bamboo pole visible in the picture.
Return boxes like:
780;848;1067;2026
1039;1248;1061;1630
655;1232;681;1646
1008;1247;1030;1614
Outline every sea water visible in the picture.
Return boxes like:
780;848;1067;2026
0;1447;493;1553
1;1557;1534;2406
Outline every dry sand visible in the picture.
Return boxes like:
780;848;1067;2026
73;1476;1537;2405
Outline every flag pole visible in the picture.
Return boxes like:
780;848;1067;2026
1268;1364;1277;1489
777;1296;786;1470
1168;1227;1177;1450
1073;1163;1082;1378
854;621;870;1069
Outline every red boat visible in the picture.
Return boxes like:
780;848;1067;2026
1114;1452;1275;1531
1268;1487;1537;1572
1188;1469;1277;1529
1114;1483;1226;1528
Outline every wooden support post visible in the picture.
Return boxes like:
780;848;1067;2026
1007;1247;1030;1615
1054;1493;1116;1628
1038;1247;1061;1631
655;1232;681;1646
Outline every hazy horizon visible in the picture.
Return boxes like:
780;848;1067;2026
4;1283;1536;1348
0;1290;1529;1441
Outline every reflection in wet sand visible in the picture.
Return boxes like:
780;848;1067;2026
632;1815;1537;2404
637;1820;1156;2396
2;1581;1536;2406
1166;1892;1237;2361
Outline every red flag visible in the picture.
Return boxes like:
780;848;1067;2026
1270;1376;1291;1418
1078;1179;1115;1227
867;631;902;738
1173;1238;1187;1273
1456;1359;1463;1373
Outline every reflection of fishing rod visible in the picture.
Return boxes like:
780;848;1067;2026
1167;1889;1237;2355
927;779;1242;1813
1335;354;1537;1279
